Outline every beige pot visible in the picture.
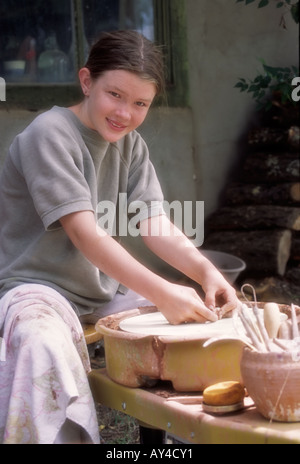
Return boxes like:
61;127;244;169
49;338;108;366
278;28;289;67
241;348;300;422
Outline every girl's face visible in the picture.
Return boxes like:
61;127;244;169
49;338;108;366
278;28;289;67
76;68;156;142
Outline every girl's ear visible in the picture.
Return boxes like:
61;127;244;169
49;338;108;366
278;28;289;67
78;67;92;96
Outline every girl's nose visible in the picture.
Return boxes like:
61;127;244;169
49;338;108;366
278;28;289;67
115;102;131;121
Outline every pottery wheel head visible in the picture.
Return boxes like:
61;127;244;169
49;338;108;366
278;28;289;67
119;311;241;338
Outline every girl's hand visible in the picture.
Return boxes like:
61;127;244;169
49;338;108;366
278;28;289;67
155;282;218;325
140;216;239;321
201;270;239;319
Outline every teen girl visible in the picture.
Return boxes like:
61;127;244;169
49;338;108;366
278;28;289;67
0;30;237;443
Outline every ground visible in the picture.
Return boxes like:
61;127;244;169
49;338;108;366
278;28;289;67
90;345;140;444
96;403;140;444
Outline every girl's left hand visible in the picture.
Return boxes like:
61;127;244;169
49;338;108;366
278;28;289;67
202;272;239;319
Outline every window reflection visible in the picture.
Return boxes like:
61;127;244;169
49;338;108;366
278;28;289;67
0;0;154;84
83;0;154;48
0;0;74;83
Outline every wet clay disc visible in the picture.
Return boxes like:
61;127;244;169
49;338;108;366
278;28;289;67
119;311;243;338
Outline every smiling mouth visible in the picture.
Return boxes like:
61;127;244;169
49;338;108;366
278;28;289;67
107;118;127;130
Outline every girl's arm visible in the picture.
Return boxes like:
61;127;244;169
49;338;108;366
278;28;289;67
60;210;218;324
140;214;238;317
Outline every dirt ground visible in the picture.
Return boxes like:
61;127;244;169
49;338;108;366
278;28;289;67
90;344;140;445
96;403;140;444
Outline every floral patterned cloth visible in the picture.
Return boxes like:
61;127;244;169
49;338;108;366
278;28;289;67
0;284;100;444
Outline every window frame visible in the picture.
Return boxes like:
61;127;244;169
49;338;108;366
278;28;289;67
3;0;189;110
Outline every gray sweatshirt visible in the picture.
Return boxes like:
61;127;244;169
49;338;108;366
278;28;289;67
0;106;164;315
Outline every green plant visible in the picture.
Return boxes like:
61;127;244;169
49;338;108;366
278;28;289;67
235;62;299;110
236;0;299;25
235;0;299;111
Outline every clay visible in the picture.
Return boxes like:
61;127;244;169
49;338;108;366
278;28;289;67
119;311;243;338
241;348;300;422
95;304;298;392
96;307;245;391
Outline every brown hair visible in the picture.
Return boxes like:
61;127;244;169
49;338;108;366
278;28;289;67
84;30;165;97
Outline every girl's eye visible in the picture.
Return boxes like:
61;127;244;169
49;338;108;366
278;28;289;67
135;101;146;108
109;91;120;98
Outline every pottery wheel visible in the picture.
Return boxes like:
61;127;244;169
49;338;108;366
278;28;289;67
119;311;242;338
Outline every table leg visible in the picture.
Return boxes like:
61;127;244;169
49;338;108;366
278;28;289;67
139;425;165;444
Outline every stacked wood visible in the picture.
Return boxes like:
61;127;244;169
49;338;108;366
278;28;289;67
224;182;300;206
286;266;300;286
204;124;300;281
207;205;300;231
248;126;299;151
204;229;291;276
241;151;299;183
291;233;300;261
240;276;300;306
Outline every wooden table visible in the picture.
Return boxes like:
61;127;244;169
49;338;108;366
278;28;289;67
89;368;300;445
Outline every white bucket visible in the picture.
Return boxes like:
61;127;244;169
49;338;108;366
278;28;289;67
201;250;246;284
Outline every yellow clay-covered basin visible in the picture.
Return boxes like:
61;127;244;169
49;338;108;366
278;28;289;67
96;307;245;391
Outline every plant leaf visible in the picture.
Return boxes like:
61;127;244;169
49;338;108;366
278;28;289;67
258;0;269;7
264;101;273;111
291;3;299;23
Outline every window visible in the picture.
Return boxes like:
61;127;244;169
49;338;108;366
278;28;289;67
0;1;75;83
83;0;155;47
0;0;188;108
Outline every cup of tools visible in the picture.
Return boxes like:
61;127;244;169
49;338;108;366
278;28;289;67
241;348;300;422
239;293;300;423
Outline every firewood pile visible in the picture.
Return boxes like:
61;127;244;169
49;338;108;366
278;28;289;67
203;119;300;305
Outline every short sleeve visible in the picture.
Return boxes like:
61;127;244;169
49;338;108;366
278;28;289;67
11;112;94;230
